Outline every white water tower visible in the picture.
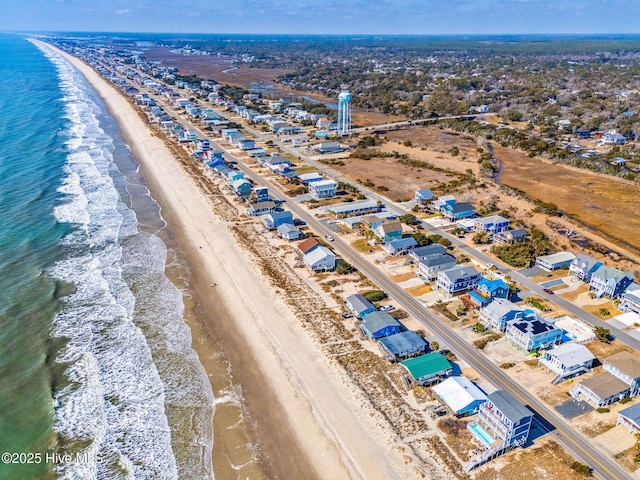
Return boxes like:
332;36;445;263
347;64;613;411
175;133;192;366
337;86;352;136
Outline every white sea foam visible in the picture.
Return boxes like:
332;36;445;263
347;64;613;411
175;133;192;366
34;41;214;480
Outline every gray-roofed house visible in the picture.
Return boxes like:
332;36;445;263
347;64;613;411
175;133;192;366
417;253;457;281
433;376;488;416
400;352;453;387
374;220;403;243
262;210;294;230
589;265;635;299
378;331;428;361
468;390;532;450
535;251;576;271
435;266;480;295
344;294;377;319
478;298;525;332
382;237;418;256
617;403;640;434
620;283;640;315
442;202;476;221
569;254;603;282
539;343;596;384
493;229;528;246
276;223;302;241
473;215;510;234
325;200;381;218
360;311;402;339
570;351;640;407
409;244;447;264
303;246;336;272
247;201;276;216
505;314;563;351
231;179;252;198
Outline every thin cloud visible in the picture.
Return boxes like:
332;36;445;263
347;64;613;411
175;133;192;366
116;9;130;15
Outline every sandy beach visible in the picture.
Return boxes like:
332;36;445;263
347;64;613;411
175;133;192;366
42;42;414;480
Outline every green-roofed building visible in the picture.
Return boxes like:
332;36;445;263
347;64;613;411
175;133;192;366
400;352;453;386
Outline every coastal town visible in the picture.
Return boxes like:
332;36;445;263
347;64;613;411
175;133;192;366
50;35;640;479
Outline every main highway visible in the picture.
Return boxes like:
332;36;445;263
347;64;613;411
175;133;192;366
140;81;628;479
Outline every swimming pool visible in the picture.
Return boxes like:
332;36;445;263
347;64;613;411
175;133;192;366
470;423;494;446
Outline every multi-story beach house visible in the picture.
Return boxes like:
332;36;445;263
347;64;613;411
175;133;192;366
505;314;563;351
309;179;338;199
464;277;509;309
589;265;635;299
262;210;294;230
539;343;595;384
378;331;428;362
408;244;447;264
360;311;402;339
569;254;602;282
442;202;476;222
493;229;528;246
374;220;403;243
414;188;435;205
344;294;377;319
303;246;336;272
468;390;532;450
400;352;453;387
473;215;510;235
570;351;640;407
620;284;640;315
435;266;480;296
478;298;525;332
416;253;457;281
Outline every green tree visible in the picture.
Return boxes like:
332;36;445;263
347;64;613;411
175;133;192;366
336;262;354;275
363;290;387;302
430;341;440;352
399;213;418;225
594;326;611;343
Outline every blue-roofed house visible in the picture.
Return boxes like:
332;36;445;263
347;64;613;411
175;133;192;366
479;298;525;332
435;266;480;295
344;294;377;318
415;188;435;205
382;237;418;256
298;172;324;184
263;210;294;230
468;390;532;450
231;179;252;198
431;195;456;212
417;253;457;281
617;403;640;434
400;353;453;386
506;313;563;351
433;377;488;416
277;223;302;241
465;277;510;309
569;254;602;282
589;265;635;299
378;331;428;361
473;215;510;235
226;170;245;182
360;311;402;339
442;202;476;221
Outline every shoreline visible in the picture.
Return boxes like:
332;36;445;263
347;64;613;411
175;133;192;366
43;41;402;480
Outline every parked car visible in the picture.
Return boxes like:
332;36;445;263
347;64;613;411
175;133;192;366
379;305;395;312
341;312;353;319
325;235;334;242
543;288;554;295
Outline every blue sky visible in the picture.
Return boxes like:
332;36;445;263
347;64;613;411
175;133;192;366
3;0;640;34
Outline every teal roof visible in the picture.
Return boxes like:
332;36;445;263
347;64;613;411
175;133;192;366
401;352;452;380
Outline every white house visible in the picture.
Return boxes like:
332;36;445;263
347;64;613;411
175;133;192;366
309;179;338;199
303;246;336;272
539;343;595;384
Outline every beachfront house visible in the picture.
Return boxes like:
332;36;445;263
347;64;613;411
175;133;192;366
417;253;457;281
409;244;447;264
400;352;453;387
505;314;563;351
464;277;510;309
231;179;252;199
433;377;488;417
468;390;532;450
414;188;435;205
374;220;403;243
442;202;476;222
360;311;402;339
382;237;418;256
247;201;276;216
473;215;510;235
298;237;320;256
435;266;480;296
589;265;635;299
478;298;525;332
535;251;576;271
617;403;640;434
344;294;377;319
226;170;245;182
303;246;336;272
262;210;294;230
277;223;302;241
378;331;428;362
493;229;528;246
569;254;603;282
308;179;338;200
570;351;640;407
539;343;596;384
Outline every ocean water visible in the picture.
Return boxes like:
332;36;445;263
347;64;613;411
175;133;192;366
0;34;213;480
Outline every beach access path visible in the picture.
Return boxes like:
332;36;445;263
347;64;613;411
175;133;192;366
44;42;412;480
